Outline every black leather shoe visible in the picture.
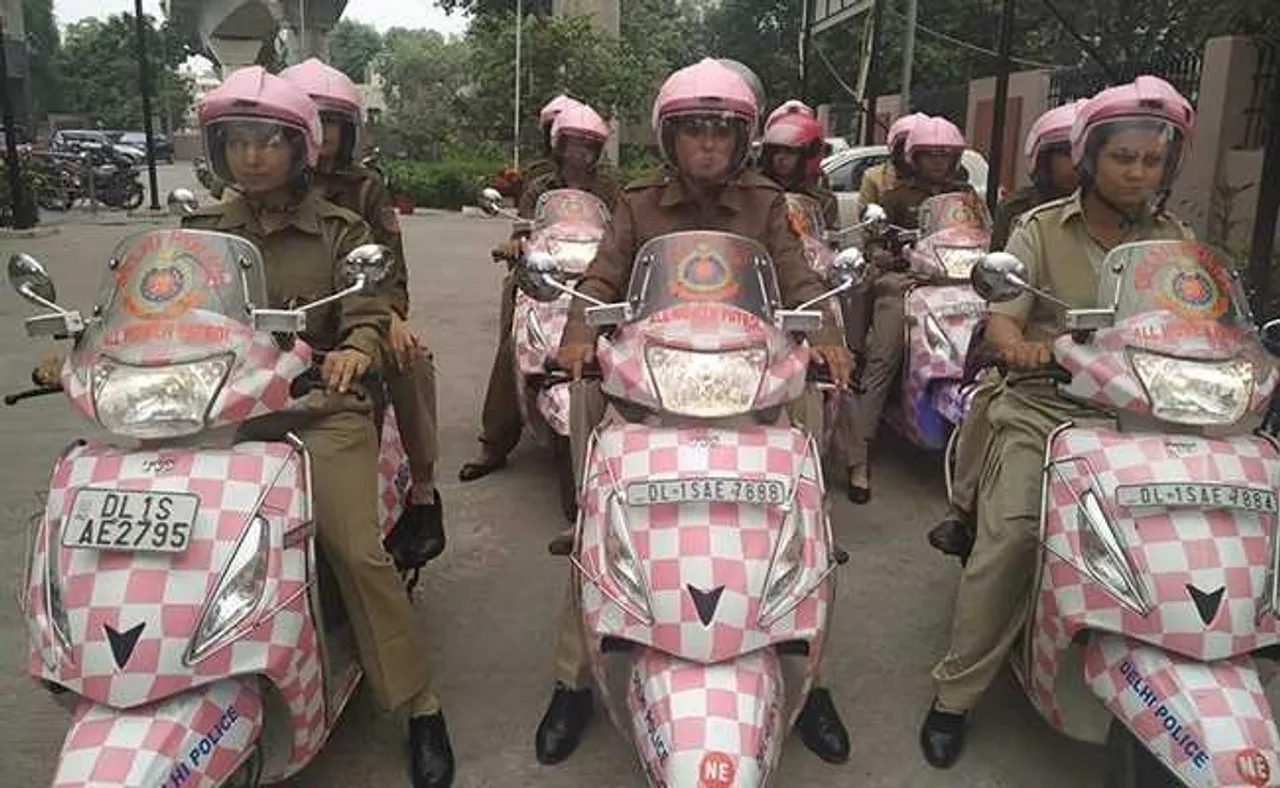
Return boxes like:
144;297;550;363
919;702;967;769
534;683;593;765
847;466;870;504
409;712;455;788
927;515;974;564
458;455;507;482
405;490;446;562
797;687;850;763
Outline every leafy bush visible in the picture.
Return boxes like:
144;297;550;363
382;158;504;210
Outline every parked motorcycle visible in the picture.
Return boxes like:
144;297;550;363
536;229;862;786
479;186;610;521
75;144;144;210
972;240;1280;787
7;218;428;786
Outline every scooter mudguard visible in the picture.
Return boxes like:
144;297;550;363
53;676;262;788
1085;632;1280;787
628;647;783;788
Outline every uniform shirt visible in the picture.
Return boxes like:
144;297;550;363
182;190;391;368
994;190;1195;343
563;168;842;346
312;166;410;319
991;185;1065;251
877;177;974;230
858;162;902;207
517;169;621;220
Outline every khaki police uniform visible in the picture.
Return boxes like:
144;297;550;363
931;192;1194;711
314;166;440;498
183;190;436;712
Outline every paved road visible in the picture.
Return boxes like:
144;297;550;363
0;166;1101;786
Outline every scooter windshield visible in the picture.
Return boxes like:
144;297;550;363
533;189;610;274
625;231;779;322
785;193;827;240
918;191;991;238
68;229;270;439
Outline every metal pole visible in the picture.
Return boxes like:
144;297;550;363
985;0;1016;215
900;0;919;113
800;0;812;103
132;0;161;211
0;16;35;229
513;0;523;170
1247;58;1280;317
863;0;886;144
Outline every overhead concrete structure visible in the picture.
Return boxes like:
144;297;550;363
166;0;348;74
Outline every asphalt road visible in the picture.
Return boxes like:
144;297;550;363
0;165;1102;787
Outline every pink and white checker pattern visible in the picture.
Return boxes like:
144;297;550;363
54;677;262;788
60;329;313;434
1023;425;1280;733
1057;312;1279;417
900;284;984;447
377;404;410;536
577;424;833;667
512;292;573;440
26;440;339;780
598;305;810;416
627;648;782;788
1084;633;1280;788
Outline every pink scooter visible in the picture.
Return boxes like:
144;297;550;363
480;186;610;520
8;220;421;787
973;240;1280;787
532;230;861;786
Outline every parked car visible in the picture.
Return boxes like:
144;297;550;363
821;145;990;229
117;131;175;163
51;130;146;165
823;136;851;157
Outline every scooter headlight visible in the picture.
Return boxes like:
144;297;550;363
759;507;814;626
935;246;985;279
602;495;653;623
92;353;233;439
645;345;768;418
1077;489;1151;615
1130;352;1254;426
186;515;269;664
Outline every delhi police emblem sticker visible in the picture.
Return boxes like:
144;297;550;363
672;244;740;302
121;247;205;320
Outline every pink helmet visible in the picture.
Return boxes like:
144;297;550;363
540;94;583;128
551;103;610;149
905;116;966;160
765;99;816;131
279;58;364;165
888;112;929;151
1070;75;1196;183
652;58;758;171
762;111;824;186
197;66;321;182
1024;100;1085;174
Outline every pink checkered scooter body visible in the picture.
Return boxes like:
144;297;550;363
891;192;992;450
13;228;412;786
513;189;609;442
569;231;841;787
997;240;1280;786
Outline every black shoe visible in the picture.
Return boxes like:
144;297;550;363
796;687;850;764
458;455;507;482
927;516;974;564
405;490;446;562
847;466;870;504
919;702;967;769
534;683;593;765
409;712;455;788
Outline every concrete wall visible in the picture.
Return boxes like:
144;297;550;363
966;69;1051;189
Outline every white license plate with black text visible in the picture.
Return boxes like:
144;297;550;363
1115;483;1278;514
626;478;788;506
63;488;199;553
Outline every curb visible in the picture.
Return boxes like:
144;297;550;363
0;226;61;239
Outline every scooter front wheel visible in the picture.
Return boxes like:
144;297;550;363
225;744;264;787
1103;720;1180;788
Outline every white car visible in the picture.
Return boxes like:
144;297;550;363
821;145;990;229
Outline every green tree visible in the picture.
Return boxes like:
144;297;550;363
379;28;473;157
23;0;63;116
329;19;384;82
57;14;194;131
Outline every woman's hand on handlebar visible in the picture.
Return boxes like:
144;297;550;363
812;345;854;390
555;342;596;380
1002;341;1052;370
323;349;372;394
33;352;66;387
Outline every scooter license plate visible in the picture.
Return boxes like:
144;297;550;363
62;488;199;553
1115;483;1278;514
626;478;787;506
